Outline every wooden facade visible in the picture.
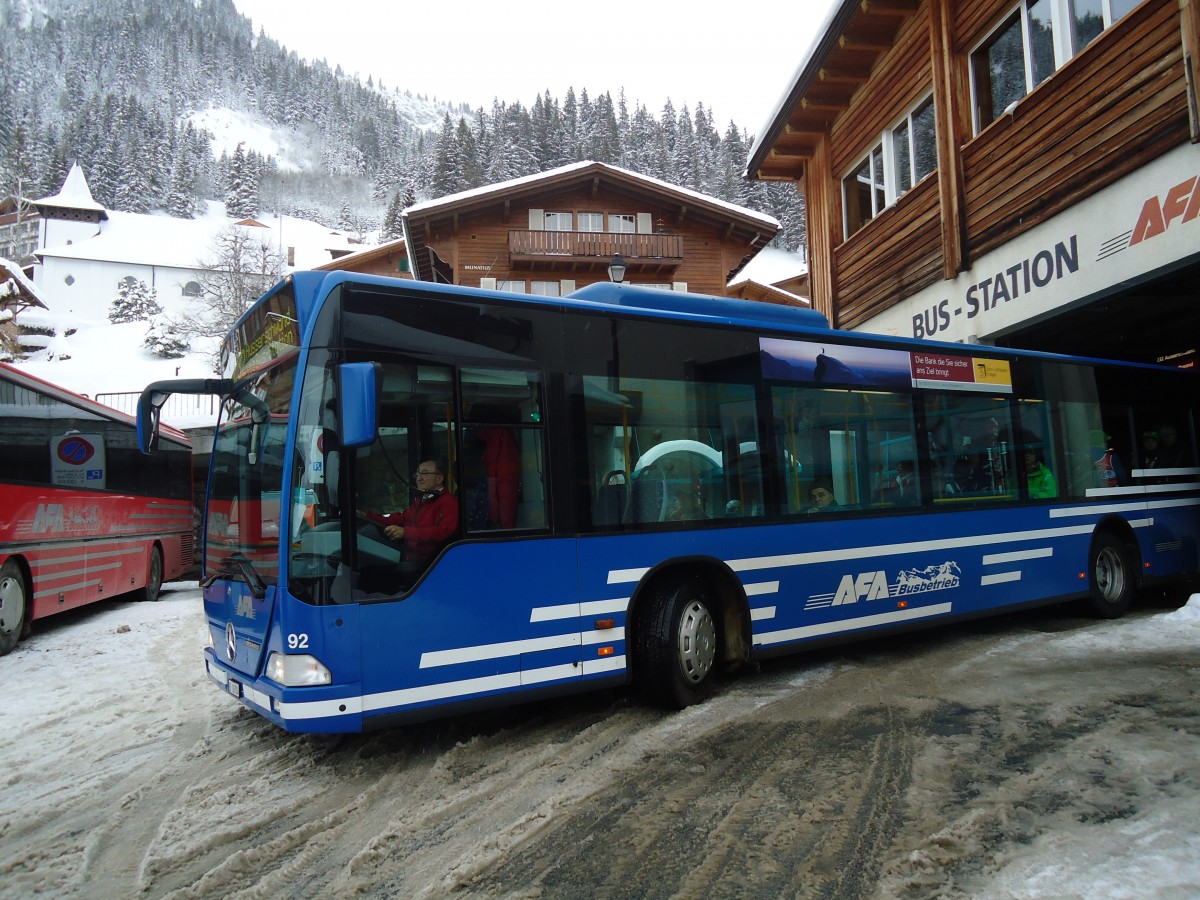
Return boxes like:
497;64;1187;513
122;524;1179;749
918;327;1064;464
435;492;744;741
315;241;412;279
390;162;780;298
748;0;1197;336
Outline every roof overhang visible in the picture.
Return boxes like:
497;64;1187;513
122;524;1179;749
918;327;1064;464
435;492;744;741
746;0;921;183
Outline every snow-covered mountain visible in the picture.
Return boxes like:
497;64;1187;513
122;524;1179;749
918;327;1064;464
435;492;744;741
0;0;806;246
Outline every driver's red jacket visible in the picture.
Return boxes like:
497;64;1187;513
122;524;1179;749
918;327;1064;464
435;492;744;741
367;488;458;562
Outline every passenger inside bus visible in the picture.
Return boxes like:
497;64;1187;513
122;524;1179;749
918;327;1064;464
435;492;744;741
1156;423;1187;468
806;480;840;512
878;459;918;505
1023;446;1058;499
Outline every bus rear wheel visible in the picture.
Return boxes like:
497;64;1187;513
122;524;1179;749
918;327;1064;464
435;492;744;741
0;560;29;656
137;546;164;602
635;578;719;709
1087;532;1135;619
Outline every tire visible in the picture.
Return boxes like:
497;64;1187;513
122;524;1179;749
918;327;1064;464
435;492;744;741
1086;532;1135;619
0;560;29;656
634;578;719;709
137;546;164;602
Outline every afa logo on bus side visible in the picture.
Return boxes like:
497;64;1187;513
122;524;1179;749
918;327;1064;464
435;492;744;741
814;561;963;607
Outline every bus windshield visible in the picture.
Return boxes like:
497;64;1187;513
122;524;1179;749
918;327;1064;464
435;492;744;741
205;359;293;587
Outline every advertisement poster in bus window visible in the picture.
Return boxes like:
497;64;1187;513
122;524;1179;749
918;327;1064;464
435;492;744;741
760;338;911;388
909;352;1012;393
50;433;106;488
760;338;1013;394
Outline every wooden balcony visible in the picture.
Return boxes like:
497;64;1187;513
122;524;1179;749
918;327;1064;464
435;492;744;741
508;230;684;273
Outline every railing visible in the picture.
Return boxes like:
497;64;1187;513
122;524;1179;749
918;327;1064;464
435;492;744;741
94;391;219;424
509;230;683;261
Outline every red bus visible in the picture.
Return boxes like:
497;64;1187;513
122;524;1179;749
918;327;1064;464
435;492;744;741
0;362;194;655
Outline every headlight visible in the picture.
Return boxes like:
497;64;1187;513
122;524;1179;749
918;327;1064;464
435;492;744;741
266;651;332;686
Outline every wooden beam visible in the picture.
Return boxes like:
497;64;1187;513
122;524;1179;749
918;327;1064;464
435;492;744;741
800;98;844;116
786;110;839;133
1182;0;1200;142
755;169;803;182
818;65;871;86
838;34;891;54
805;135;837;324
930;0;967;277
859;0;920;16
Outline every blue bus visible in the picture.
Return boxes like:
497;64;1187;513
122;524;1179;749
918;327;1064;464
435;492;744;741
138;271;1200;733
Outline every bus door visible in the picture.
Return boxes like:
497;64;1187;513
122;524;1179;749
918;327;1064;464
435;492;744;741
456;366;568;682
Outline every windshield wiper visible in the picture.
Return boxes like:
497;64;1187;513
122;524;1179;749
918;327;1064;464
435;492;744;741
201;553;268;599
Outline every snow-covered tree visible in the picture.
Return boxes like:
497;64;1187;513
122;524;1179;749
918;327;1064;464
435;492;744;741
381;191;404;241
225;143;259;218
108;278;162;324
143;314;189;358
167;152;198;219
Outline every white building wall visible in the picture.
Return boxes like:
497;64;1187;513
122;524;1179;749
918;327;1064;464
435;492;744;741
38;257;208;322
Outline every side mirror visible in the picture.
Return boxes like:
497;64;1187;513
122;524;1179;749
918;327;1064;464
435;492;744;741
338;362;381;449
136;388;168;453
137;377;234;454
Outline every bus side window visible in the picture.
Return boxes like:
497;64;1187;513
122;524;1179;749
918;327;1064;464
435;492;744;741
461;368;547;533
927;397;1013;501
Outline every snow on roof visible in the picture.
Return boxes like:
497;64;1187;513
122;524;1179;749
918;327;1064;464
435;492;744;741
405;161;780;229
728;246;808;287
0;257;46;307
32;162;106;213
36;201;361;270
315;236;406;269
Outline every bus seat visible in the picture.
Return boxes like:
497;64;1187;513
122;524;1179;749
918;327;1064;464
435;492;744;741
594;471;629;526
629;469;665;522
464;480;489;530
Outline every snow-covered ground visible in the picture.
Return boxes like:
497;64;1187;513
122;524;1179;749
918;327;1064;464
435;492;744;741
1;583;1197;897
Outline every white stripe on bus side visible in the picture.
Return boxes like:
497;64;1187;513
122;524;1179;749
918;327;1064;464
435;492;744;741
275;657;630;721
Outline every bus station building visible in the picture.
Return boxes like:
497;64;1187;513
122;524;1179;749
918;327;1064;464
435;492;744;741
747;0;1200;365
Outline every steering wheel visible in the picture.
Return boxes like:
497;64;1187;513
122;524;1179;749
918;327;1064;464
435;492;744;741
355;515;392;544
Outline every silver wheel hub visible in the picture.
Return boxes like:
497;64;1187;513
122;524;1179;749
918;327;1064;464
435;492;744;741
0;575;23;636
1096;546;1126;601
677;599;716;684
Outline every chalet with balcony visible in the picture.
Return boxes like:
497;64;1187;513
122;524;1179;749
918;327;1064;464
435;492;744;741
395;161;780;298
747;0;1200;363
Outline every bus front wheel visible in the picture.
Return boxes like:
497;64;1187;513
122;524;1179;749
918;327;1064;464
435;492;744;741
1087;532;1135;619
137;546;164;602
635;578;719;709
0;560;29;656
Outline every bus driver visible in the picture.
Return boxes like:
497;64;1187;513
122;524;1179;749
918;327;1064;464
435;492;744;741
381;459;459;565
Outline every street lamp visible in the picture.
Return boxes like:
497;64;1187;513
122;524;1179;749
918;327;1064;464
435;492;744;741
607;254;626;284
